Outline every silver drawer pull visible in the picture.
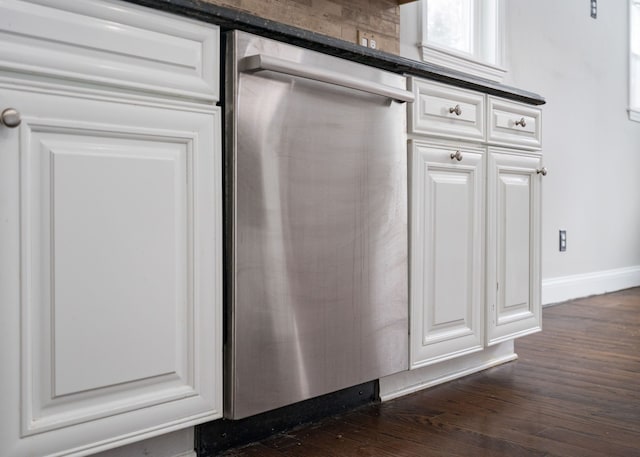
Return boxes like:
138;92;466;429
515;117;527;127
1;108;21;128
449;104;462;116
450;150;463;161
536;167;547;176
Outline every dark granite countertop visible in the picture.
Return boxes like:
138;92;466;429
123;0;545;106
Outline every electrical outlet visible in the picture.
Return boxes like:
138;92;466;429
591;0;597;18
357;30;378;50
559;230;567;252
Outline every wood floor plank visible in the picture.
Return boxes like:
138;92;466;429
340;408;548;457
219;287;640;457
465;373;640;424
221;444;288;457
534;425;640;457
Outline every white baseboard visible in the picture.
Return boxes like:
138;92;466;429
542;265;640;306
379;341;517;402
91;428;195;457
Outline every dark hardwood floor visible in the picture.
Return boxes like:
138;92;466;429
221;287;640;457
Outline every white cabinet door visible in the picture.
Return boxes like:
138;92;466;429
486;149;542;345
0;87;222;457
409;141;484;369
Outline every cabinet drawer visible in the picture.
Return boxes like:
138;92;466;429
0;0;219;101
409;79;485;142
488;97;541;150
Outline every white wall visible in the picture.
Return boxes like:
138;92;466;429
401;0;640;303
504;0;640;302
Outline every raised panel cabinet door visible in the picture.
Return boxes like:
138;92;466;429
0;87;222;457
409;141;484;369
486;150;542;345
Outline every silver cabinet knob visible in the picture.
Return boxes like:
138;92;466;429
536;167;547;176
1;108;21;128
449;104;462;116
450;150;463;161
515;117;527;127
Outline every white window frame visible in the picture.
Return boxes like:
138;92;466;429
418;0;506;82
629;0;640;122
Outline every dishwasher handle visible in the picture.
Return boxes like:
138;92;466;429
239;54;415;103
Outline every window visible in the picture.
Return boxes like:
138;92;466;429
418;0;505;82
425;0;474;54
630;0;640;121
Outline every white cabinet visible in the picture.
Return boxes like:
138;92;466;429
410;141;484;368
486;150;542;344
407;77;544;369
0;2;222;456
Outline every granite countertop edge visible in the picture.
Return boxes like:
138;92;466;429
123;0;546;106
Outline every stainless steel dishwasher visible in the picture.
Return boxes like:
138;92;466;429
225;31;413;419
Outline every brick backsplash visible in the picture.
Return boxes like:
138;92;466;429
204;0;400;54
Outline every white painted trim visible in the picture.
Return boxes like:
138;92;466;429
417;0;507;83
542;266;640;306
91;428;195;457
419;44;507;82
629;0;639;121
0;72;217;113
379;341;516;401
628;108;640;122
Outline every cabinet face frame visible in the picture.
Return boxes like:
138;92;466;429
486;148;542;345
409;140;485;369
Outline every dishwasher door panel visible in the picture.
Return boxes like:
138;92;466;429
227;31;408;419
